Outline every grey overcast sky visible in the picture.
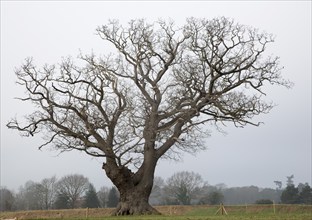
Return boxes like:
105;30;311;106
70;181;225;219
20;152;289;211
1;1;311;191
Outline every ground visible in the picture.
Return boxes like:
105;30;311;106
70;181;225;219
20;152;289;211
0;204;311;220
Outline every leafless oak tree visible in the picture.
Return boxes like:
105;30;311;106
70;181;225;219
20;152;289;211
164;171;204;205
56;174;89;208
7;17;292;215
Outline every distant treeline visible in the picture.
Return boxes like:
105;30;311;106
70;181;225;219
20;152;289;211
1;172;311;211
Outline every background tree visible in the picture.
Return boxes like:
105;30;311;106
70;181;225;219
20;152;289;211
299;183;312;204
13;187;26;210
54;192;70;209
164;171;204;205
97;186;109;208
40;176;57;209
107;187;119;208
15;181;46;210
7;17;291;215
149;176;165;205
274;181;282;190
56;174;89;208
198;184;218;204
0;187;15;211
286;175;295;187
207;191;224;205
84;184;100;208
280;184;300;204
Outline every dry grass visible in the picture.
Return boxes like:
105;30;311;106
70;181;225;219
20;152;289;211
0;204;311;220
0;208;112;220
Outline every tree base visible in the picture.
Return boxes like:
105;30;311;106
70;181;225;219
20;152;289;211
112;201;160;216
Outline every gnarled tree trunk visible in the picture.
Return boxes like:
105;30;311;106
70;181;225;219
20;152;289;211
114;184;159;215
103;154;160;215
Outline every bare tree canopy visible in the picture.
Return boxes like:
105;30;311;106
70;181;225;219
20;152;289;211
165;171;204;205
7;17;291;215
56;174;89;208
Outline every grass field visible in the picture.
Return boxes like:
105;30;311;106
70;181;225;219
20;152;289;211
1;204;311;220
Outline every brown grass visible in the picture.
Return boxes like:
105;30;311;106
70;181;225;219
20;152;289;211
0;204;311;220
0;208;113;220
0;206;194;219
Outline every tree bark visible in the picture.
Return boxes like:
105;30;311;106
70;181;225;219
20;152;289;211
103;155;160;215
113;185;159;215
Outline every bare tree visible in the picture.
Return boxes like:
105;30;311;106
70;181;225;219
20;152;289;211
164;171;204;205
16;181;46;210
149;176;165;205
41;176;57;209
56;174;89;208
0;187;15;211
7;17;292;215
97;186;109;208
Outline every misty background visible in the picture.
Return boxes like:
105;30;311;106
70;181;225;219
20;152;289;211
1;1;311;191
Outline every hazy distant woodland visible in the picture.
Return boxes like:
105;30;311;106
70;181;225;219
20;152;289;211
1;172;311;211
